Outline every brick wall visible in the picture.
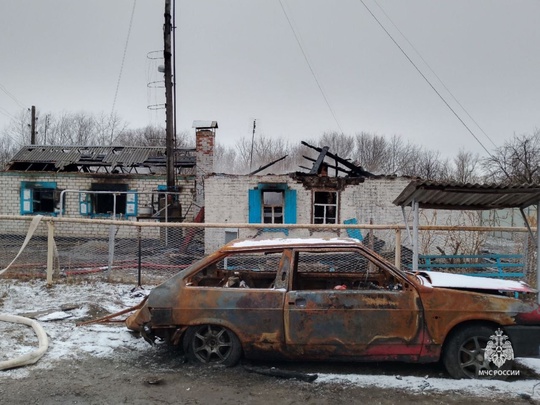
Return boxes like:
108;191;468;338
203;174;416;252
203;173;480;252
0;171;196;238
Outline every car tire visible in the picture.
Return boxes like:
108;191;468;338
443;325;514;379
183;324;242;367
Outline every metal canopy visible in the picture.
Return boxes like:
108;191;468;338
394;180;540;302
393;180;540;210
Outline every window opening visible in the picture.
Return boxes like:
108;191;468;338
90;183;128;215
313;191;337;224
293;250;402;291
20;182;64;215
262;191;284;224
186;251;283;289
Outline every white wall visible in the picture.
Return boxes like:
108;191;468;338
203;174;414;252
0;172;196;238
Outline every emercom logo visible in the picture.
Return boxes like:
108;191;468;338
478;328;519;377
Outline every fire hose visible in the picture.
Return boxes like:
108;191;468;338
0;314;49;370
0;215;49;370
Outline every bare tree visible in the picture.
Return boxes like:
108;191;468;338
483;131;540;184
0;134;19;169
73;112;96;145
233;134;291;174
353;132;389;173
417;149;450;180
214;143;239;173
114;125;165;146
319;131;355;159
94;112;127;146
450;149;481;183
2;109;32;145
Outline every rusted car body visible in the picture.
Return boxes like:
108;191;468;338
126;238;540;378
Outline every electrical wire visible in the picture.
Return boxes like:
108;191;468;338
110;0;137;130
358;0;494;158
371;0;498;150
0;83;25;110
279;0;345;134
0;105;17;121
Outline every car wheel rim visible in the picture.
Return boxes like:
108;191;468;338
192;325;233;363
458;335;491;378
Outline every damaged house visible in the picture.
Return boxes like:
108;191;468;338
0;122;217;237
204;141;413;252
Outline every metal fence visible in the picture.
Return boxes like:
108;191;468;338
0;215;534;288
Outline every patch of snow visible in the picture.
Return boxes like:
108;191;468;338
37;311;73;321
316;367;540;398
418;271;535;292
231;237;360;248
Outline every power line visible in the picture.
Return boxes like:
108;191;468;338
110;0;137;125
358;0;494;158
0;82;25;109
0;106;17;121
279;0;345;134
371;0;498;150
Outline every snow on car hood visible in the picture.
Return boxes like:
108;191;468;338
416;271;536;293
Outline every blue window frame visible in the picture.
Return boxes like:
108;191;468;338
79;187;138;218
248;184;297;227
20;181;63;216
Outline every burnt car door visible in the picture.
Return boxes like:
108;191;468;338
180;250;287;355
283;248;425;361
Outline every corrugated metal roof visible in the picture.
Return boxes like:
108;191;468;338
393;180;540;210
6;146;196;172
103;147;152;166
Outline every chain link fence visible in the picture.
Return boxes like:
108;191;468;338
0;215;535;288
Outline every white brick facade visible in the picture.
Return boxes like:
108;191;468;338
0;172;195;238
203;174;414;252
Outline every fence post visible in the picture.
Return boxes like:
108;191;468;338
395;228;401;268
537;203;540;303
46;221;55;286
412;200;419;272
108;225;116;272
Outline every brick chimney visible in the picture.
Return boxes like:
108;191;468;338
193;120;217;206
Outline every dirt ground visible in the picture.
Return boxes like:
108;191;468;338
1;346;538;405
1;278;539;405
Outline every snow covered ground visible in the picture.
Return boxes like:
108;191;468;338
0;279;539;400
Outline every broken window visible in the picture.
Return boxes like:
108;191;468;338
262;191;284;224
313;191;337;224
292;250;401;291
248;183;296;225
186;251;283;289
79;183;138;218
20;181;64;215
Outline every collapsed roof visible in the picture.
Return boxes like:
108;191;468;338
4;145;196;174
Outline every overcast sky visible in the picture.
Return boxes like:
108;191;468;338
1;0;539;159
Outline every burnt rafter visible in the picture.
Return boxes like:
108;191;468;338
303;155;350;175
301;141;373;177
249;155;288;175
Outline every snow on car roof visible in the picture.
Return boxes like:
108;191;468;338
229;237;361;248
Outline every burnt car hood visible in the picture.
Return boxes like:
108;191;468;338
414;271;536;293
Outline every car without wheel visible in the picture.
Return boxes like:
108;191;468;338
126;238;540;379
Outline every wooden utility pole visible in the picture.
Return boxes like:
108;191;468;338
249;119;256;172
164;0;175;190
30;105;37;145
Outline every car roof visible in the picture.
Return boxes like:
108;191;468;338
222;237;363;251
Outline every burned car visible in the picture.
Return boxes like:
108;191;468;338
126;238;540;379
